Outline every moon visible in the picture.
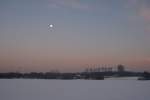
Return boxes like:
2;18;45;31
48;24;53;28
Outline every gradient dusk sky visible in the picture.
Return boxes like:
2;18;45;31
0;0;150;72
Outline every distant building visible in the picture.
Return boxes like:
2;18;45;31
117;65;125;72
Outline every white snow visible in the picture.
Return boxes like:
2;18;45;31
0;79;150;100
105;77;139;80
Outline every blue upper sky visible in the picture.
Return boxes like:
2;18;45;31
0;0;150;72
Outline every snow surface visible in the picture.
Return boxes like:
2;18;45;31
105;77;138;80
0;79;150;100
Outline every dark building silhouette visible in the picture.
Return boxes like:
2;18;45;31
138;71;150;80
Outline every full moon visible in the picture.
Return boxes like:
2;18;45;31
48;24;53;28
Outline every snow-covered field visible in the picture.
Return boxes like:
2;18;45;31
0;79;150;100
105;77;139;80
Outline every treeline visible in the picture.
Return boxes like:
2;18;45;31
0;71;145;80
0;72;70;79
0;72;104;80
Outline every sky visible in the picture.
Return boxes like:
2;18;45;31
0;0;150;72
